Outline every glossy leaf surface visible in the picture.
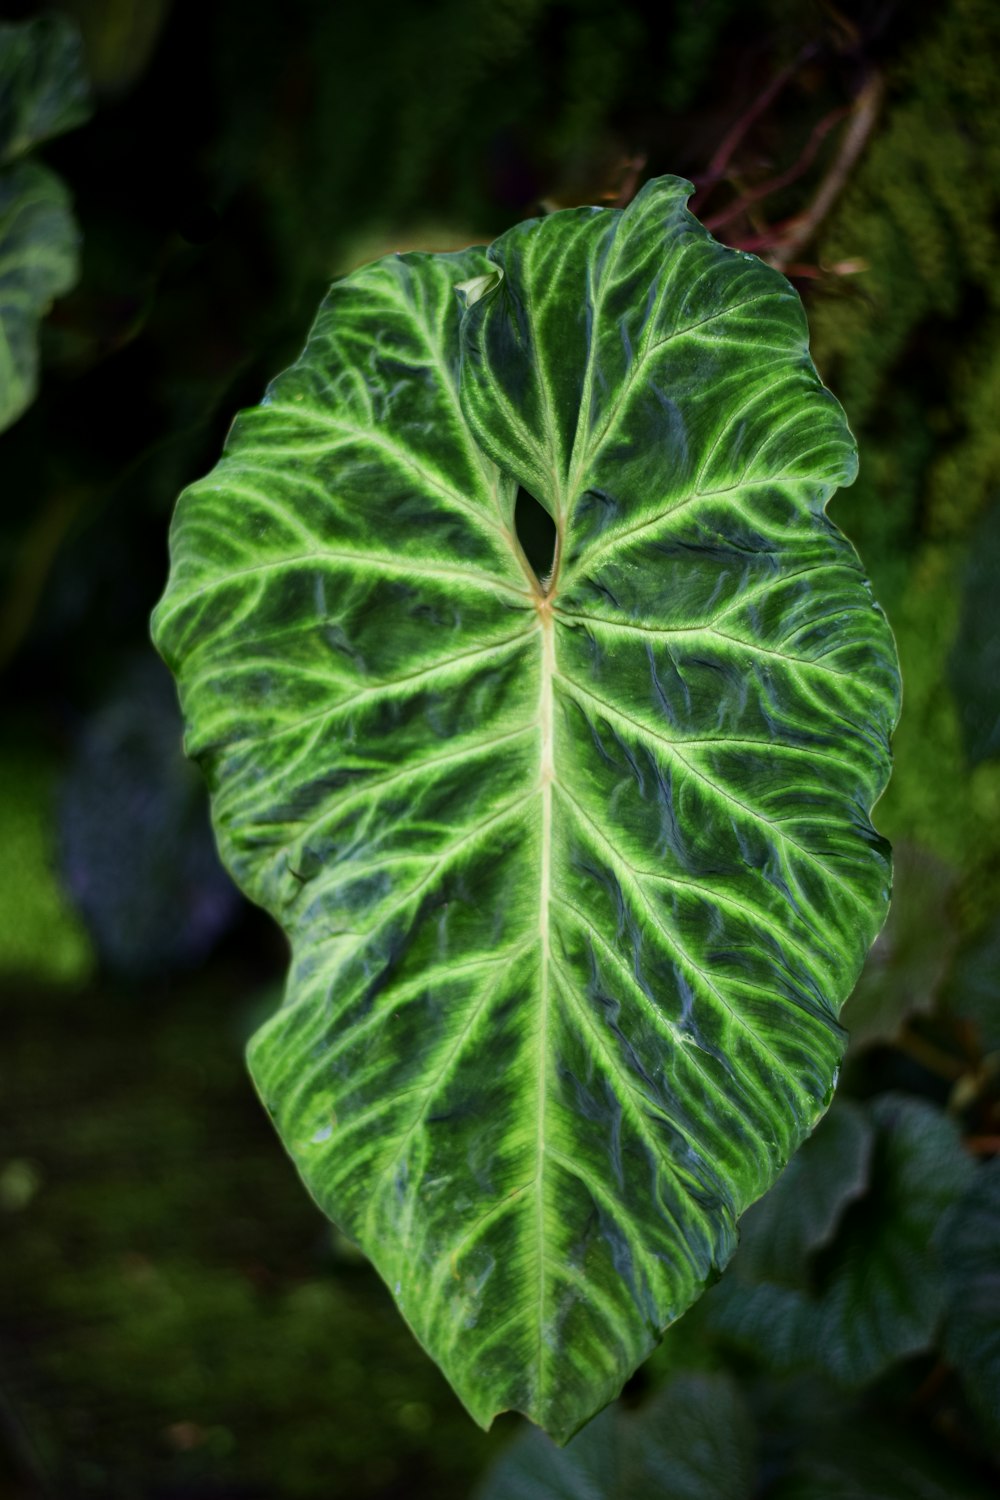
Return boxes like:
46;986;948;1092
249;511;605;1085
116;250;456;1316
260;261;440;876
152;176;900;1438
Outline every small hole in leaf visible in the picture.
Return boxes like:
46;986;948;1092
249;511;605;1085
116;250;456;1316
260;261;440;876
514;486;557;586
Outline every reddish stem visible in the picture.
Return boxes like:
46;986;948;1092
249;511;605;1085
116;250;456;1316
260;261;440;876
690;42;818;215
704;104;850;233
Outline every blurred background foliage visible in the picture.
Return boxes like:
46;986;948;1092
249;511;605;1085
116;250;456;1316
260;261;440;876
1;0;998;1495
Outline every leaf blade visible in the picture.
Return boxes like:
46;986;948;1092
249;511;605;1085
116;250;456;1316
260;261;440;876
153;178;901;1440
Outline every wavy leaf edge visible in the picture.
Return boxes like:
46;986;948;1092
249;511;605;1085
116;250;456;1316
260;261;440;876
152;174;900;1442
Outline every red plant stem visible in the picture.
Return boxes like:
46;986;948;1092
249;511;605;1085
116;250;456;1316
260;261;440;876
704;104;850;233
767;71;883;270
690;42;818;215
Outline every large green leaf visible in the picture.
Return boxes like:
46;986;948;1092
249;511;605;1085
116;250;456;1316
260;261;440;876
152;176;900;1439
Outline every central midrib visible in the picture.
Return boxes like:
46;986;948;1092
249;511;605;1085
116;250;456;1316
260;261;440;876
534;603;556;1402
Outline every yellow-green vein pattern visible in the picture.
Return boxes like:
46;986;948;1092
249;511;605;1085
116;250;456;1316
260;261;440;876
152;176;900;1441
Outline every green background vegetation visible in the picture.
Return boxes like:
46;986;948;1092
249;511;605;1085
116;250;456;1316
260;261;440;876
1;0;998;1495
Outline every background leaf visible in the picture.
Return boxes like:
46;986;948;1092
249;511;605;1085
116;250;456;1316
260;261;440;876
0;734;93;985
0;16;90;433
708;1095;974;1386
0;16;91;165
0;161;79;432
727;1101;873;1287
947;921;1000;1051
474;1371;755;1500
770;1423;996;1500
58;657;240;976
950;498;1000;767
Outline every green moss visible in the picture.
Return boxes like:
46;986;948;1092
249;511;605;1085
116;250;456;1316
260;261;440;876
2;972;503;1497
0;743;93;984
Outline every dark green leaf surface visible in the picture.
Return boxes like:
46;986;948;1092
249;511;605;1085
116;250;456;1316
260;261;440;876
474;1372;755;1500
939;1159;1000;1442
0;160;79;431
152;177;900;1438
708;1096;973;1386
0;16;91;165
